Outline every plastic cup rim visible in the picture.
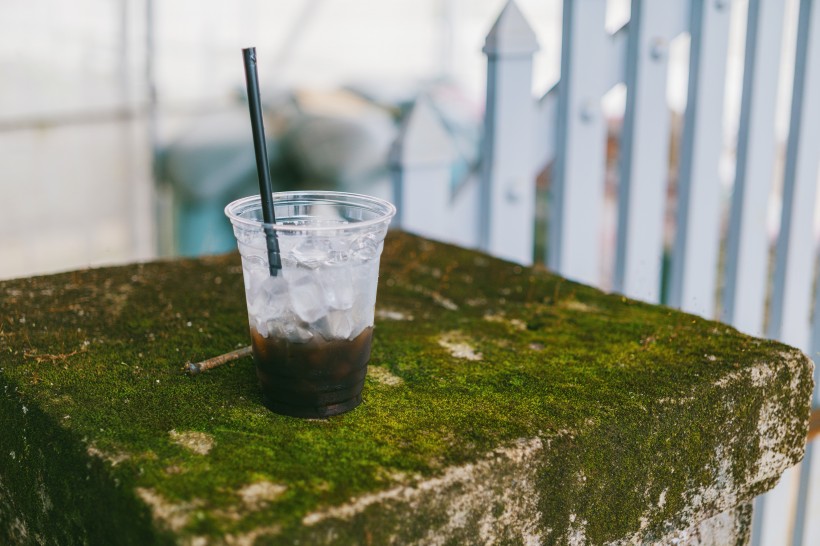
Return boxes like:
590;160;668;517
225;190;397;233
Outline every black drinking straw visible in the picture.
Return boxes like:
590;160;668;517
242;47;281;276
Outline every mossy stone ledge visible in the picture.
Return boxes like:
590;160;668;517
0;231;813;545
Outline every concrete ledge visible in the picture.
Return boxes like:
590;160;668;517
649;503;752;546
0;232;813;545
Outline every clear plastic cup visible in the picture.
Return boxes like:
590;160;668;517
225;191;396;417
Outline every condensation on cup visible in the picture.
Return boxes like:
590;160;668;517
225;191;396;418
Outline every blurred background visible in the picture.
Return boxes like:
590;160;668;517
0;0;804;281
0;0;562;280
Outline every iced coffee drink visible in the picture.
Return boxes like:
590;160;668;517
225;191;395;418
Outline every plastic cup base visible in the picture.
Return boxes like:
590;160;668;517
261;392;363;418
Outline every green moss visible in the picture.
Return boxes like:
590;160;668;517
0;381;173;545
0;232;813;544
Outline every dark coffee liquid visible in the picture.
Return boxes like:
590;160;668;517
250;327;373;418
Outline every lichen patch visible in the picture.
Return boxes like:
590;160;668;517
368;365;404;387
184;529;284;546
438;331;482;361
86;444;130;466
237;481;287;511
431;293;459;311
682;445;738;522
566;518;588;546
103;282;133;318
711;356;809;485
376;308;414;321
223;526;282;546
136;487;201;532
409;284;459;311
560;299;598;313
619;502;752;545
9;517;29;543
169;430;214;455
483;313;527;331
750;359;777;387
752;399;796;483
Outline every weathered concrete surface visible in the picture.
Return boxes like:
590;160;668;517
0;232;813;545
629;503;752;546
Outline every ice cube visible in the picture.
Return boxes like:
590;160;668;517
320;266;355;310
251;312;269;338
313;310;355;340
242;256;268;292
326;237;351;265
348;298;375;334
246;275;268;310
351;262;379;302
287;269;327;323
242;254;268;271
292;238;331;269
362;304;375;329
348;262;378;332
269;316;314;343
248;275;290;324
351;233;380;263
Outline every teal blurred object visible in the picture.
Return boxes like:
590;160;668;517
158;109;277;257
157;85;480;257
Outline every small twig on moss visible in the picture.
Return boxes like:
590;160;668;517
24;348;85;364
185;346;252;375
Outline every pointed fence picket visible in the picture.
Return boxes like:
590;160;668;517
389;96;462;245
480;0;539;265
390;1;820;539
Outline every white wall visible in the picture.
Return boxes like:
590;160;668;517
0;0;564;280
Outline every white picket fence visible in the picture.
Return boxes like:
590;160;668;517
391;0;820;544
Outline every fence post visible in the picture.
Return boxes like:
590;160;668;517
613;0;680;303
389;95;459;243
764;1;820;544
667;0;731;318
722;0;785;338
728;0;790;533
480;0;539;265
767;0;820;353
549;0;610;285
